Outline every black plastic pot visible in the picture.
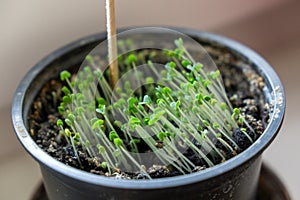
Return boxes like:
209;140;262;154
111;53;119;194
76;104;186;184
12;27;285;200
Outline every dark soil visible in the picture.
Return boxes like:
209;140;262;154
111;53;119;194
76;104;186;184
28;45;270;179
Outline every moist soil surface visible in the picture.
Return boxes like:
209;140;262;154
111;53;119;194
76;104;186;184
28;45;270;179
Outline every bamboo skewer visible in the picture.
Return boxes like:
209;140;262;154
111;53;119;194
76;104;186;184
106;0;118;88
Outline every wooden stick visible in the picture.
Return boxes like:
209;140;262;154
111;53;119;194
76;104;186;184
106;0;118;88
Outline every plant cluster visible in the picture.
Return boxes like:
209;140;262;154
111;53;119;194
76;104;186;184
57;38;255;178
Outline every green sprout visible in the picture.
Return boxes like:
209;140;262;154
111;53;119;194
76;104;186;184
56;38;258;179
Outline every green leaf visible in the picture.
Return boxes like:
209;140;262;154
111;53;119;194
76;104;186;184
74;94;83;103
93;69;102;78
113;98;126;109
213;122;220;129
201;129;208;139
73;132;80;139
65;119;73;126
233;108;240;115
115;87;122;94
181;59;192;68
109;131;119;141
149;51;157;58
114;149;122;157
220;102;228;111
176;100;181;108
211;70;220;79
117;40;125;49
156;98;165;106
84;66;92;74
165;50;175;57
196;93;203;105
170;101;176;110
174;38;183;48
101;162;108;169
126;39;133;47
203;79;211;88
170;100;180;110
130;139;141;144
162;87;172;95
194;63;203;72
126;54;137;65
58;106;65;115
143;116;150;125
60;70;71;81
166;131;175;138
56;119;63;127
157;132;166;141
114;138;124;148
165;61;176;70
61;86;71;95
127;97;138;113
96;97;106;106
145;77;154;84
92;119;104;130
67;113;75;123
216;133;222;138
174;49;184;59
139;95;151;105
124;81;131;91
210;98;217;106
76;107;85;116
148;109;165;125
85;55;93;62
238;116;243;125
196;124;202;131
65;129;71;137
97;144;106;154
62;95;72;104
113;120;122;128
203;95;211;102
96;104;106;115
202;120;210;127
186;65;194;71
129;116;141;126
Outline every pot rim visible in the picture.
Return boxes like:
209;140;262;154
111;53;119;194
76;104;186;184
11;27;285;189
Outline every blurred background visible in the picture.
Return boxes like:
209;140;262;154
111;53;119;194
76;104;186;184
1;0;299;199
